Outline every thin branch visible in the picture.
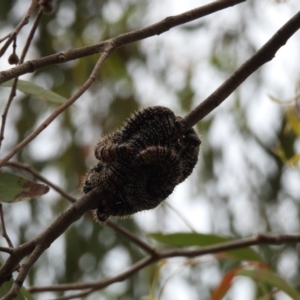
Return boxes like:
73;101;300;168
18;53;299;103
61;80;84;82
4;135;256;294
0;247;14;255
0;203;14;248
0;0;245;84
29;256;156;293
0;9;44;150
0;44;114;168
0;0;39;57
164;202;196;233
182;10;300;129
19;9;44;64
53;288;96;300
106;220;159;256
28;233;300;297
0;34;11;44
0;78;18;149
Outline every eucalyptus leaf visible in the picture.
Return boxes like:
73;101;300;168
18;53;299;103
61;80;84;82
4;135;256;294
238;269;300;300
0;172;49;203
148;232;263;262
1;79;67;104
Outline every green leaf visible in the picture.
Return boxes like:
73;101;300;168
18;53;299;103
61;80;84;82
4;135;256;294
20;287;35;300
0;172;49;203
238;269;300;300
148;233;263;262
1;79;67;104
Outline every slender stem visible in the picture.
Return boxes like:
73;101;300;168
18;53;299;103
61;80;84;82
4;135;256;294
19;9;44;63
182;10;300;129
0;203;14;248
0;247;14;255
106;220;159;256
0;78;18;149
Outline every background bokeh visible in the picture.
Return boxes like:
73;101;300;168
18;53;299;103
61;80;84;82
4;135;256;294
0;0;300;299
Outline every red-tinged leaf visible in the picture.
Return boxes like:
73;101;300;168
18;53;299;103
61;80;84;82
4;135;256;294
210;269;238;300
0;172;49;203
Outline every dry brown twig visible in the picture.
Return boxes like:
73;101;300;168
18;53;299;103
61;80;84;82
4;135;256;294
0;0;300;299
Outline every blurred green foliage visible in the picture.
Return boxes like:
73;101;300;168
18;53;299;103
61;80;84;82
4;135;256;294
0;1;299;299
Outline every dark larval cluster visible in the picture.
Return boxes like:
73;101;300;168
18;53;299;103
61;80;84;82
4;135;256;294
83;106;200;222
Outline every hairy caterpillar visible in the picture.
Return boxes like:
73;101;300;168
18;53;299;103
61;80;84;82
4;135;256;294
83;106;200;222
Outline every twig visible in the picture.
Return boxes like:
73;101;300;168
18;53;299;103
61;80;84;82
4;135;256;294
29;256;156;293
0;9;44;150
164;202;196;232
182;10;300;129
53;288;96;300
0;0;245;84
0;78;18;149
106;220;159;256
0;0;39;57
0;44;114;168
28;233;300;298
0;203;14;248
0;247;14;255
0;34;10;44
19;9;44;64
